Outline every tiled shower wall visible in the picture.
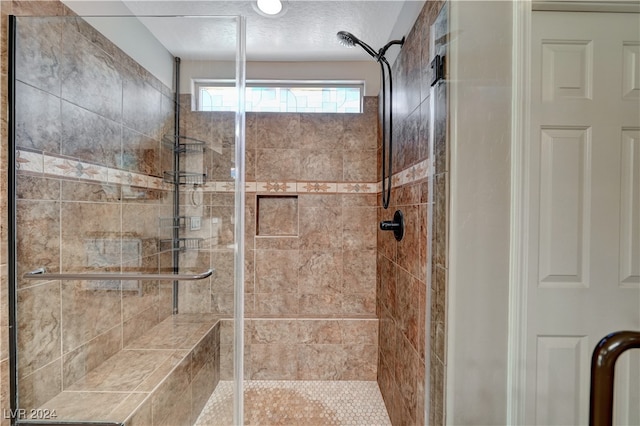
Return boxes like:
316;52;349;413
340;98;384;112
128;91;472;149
377;0;447;425
176;97;380;380
1;3;175;420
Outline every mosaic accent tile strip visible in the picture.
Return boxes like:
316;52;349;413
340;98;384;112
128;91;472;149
15;149;44;173
45;155;109;182
391;157;431;188
17;151;430;194
17;150;172;190
194;380;391;426
297;182;338;193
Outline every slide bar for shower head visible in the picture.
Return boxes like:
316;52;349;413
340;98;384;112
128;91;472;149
23;268;214;281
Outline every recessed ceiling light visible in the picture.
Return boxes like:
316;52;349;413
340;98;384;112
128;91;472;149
256;0;283;15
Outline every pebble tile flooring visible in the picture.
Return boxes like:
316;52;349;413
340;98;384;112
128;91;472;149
194;380;391;426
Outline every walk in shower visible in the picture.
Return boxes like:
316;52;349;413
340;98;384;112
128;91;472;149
8;13;245;425
5;1;449;424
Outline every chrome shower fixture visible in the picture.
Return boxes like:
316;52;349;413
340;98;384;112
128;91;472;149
336;30;404;209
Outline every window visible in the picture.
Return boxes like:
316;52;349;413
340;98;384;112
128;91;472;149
195;80;364;113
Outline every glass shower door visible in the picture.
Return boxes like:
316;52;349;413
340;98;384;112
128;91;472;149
8;13;245;425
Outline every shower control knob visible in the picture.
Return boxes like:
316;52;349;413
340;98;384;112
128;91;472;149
379;210;404;241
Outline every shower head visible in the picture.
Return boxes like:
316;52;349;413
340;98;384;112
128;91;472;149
336;31;357;47
336;31;378;59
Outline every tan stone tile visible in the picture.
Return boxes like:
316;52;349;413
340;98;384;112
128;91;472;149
433;172;448;268
378;253;397;317
396;268;421;353
255;149;299;181
16;200;60;289
341;319;378;345
178;279;212;314
151;355;192;426
343;206;376;250
299;205;342;250
62;325;121;387
123;305;160;348
343;249;376;294
254;293;299;316
342;292;376;315
19;358;61;411
296;344;346;380
343;103;378;151
17;281;61;377
397;204;421;277
67;349;174;392
16;175;60;201
343;150;377;182
191;324;218;380
298;114;343;150
249;344;297;380
115;393;152;425
61;280;122;353
126;319;211;351
254;236;297;250
256;113;300;149
298;293;342;316
59;202;120;271
298;319;342;344
342;344;377;380
298;251;342;296
255;250;298;294
0;359;9;426
299;149;343;181
250;319;298;344
38;390;131;422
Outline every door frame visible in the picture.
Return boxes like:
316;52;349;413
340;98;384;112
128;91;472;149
507;2;640;423
506;0;532;423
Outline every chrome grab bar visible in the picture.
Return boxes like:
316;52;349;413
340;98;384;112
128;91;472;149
589;330;640;426
23;267;214;281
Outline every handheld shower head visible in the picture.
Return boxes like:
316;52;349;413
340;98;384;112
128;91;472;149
335;29;405;210
336;31;378;59
337;31;357;48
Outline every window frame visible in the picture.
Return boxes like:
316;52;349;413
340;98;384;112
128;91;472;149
193;79;365;113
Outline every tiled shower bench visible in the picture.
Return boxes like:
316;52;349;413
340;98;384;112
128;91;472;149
33;314;221;426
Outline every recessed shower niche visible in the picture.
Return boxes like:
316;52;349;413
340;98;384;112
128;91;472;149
256;195;299;237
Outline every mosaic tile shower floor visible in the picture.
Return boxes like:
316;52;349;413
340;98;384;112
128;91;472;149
194;380;391;426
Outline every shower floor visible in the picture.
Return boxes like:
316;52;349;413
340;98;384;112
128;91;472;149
194;380;391;426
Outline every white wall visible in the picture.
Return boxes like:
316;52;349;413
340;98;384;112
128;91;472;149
446;1;513;424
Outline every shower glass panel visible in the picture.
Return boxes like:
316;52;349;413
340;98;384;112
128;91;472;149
8;14;245;425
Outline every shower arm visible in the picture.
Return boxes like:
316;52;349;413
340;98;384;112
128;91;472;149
377;37;405;61
23;267;215;281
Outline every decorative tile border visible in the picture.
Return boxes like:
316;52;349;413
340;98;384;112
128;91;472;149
298;182;337;193
17;150;172;191
15;149;43;174
390;158;431;189
17;151;432;195
45;155;108;182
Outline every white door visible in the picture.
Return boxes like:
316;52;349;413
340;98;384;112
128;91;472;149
527;11;640;425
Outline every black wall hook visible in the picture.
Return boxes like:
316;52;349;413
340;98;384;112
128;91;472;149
380;210;404;241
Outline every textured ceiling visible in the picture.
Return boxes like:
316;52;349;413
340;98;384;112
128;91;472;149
65;0;421;62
